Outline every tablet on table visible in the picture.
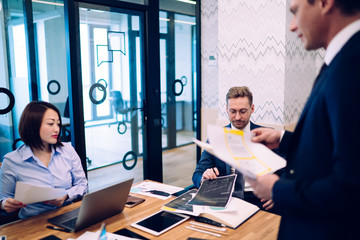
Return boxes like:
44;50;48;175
131;210;189;236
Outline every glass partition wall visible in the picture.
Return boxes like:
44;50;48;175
160;1;198;187
78;4;145;191
0;0;200;191
0;0;67;158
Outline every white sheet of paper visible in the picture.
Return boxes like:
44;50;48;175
130;181;183;200
192;138;215;155
14;182;67;204
192;200;237;213
194;125;286;179
69;231;140;240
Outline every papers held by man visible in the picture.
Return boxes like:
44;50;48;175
193;124;286;179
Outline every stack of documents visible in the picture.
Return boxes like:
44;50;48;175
130;181;183;200
188;175;236;207
162;187;259;229
162;175;259;229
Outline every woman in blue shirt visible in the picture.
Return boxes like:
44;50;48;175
0;101;88;219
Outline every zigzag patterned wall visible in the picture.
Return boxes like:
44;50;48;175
284;0;325;124
201;0;324;126
201;0;219;109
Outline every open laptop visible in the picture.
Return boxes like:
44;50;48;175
48;178;133;232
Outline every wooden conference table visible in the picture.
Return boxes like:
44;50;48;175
0;181;281;240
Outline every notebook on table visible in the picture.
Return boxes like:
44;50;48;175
48;178;134;232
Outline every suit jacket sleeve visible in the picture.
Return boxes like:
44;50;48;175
277;130;293;159
272;40;360;217
192;149;216;188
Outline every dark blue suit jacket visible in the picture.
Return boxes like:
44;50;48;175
273;31;360;239
192;122;262;199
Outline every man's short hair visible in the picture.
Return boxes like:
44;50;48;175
307;0;360;15
226;86;253;106
19;101;63;151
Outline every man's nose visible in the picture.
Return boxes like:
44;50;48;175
289;16;297;32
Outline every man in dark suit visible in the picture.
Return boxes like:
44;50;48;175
248;0;360;239
192;86;263;200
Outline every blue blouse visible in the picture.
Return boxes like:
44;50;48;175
0;142;88;219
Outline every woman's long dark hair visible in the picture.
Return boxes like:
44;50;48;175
18;101;63;151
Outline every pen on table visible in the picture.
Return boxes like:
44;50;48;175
194;216;226;227
46;225;71;233
145;190;170;197
189;221;227;232
190;225;228;236
185;226;221;237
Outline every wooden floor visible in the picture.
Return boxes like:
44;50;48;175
88;143;197;192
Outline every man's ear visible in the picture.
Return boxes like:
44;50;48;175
319;0;335;14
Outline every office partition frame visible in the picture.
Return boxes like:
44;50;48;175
63;0;201;182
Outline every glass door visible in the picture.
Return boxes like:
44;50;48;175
31;0;70;142
159;9;198;187
0;0;70;160
0;0;32;159
78;4;144;191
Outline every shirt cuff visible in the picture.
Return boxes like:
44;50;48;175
279;130;285;142
1;198;7;210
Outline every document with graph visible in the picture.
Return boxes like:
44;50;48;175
188;175;236;207
193;124;286;179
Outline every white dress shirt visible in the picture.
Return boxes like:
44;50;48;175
325;19;360;65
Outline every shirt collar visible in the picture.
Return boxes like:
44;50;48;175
325;19;360;65
231;121;251;132
19;145;34;162
20;144;56;162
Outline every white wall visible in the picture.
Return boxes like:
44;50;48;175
201;0;324;139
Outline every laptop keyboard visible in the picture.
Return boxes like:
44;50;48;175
62;217;78;229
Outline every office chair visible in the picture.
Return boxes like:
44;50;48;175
109;90;131;134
